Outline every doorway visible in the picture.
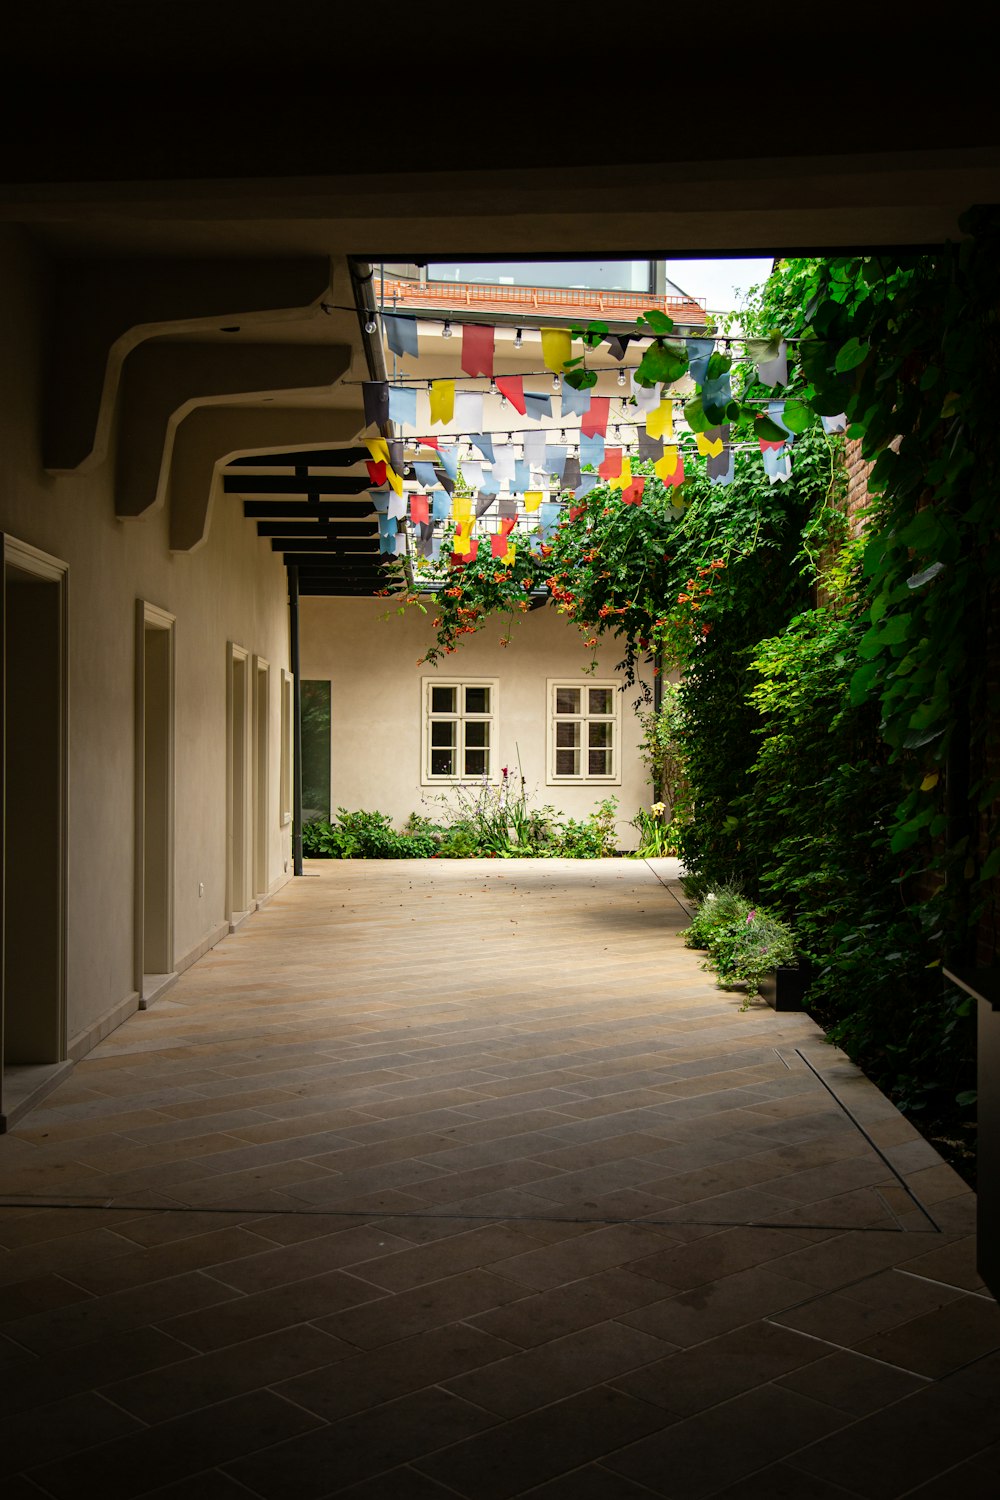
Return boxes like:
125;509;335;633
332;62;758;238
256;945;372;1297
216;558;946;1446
1;536;68;1127
135;601;175;1006
252;655;269;901
227;642;250;926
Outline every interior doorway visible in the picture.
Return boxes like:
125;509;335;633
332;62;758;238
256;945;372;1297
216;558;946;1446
1;536;68;1128
135;601;175;1006
227;642;250;926
252;655;269;900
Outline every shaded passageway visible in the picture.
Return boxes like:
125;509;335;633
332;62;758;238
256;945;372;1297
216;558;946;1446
0;860;996;1497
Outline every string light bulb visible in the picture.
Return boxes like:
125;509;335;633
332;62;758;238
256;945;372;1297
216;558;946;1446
364;312;378;335
514;328;523;349
617;367;627;387
442;319;453;338
552;372;560;391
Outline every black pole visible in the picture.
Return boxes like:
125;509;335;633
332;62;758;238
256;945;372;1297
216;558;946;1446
288;565;304;876
652;648;664;804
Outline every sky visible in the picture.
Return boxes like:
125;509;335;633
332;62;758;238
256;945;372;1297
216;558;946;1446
665;258;775;313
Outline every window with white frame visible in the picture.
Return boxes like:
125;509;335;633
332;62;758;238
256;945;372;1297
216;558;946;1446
548;681;620;783
423;679;498;782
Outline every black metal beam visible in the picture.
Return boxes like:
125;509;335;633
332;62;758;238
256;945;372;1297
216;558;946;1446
243;501;374;519
274;540;379;555
228;447;371;468
226;476;371;496
281;551;382;566
256;521;376;538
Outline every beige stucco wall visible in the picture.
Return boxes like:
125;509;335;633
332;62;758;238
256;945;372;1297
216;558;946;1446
0;228;294;1056
300;596;654;848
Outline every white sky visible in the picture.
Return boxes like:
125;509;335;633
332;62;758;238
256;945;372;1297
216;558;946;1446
665;258;775;313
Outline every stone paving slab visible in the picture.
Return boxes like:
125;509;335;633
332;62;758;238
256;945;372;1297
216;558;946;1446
0;857;994;1497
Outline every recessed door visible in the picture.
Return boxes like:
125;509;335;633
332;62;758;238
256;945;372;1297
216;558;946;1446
135;602;175;997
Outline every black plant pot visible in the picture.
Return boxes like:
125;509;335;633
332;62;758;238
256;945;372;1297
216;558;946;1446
758;964;812;1012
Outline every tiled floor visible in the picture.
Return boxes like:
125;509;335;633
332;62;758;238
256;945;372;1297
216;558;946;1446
0;857;996;1498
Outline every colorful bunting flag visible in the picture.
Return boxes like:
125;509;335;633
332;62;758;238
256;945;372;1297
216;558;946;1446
646;402;674;441
821;413;847;434
468;433;495;464
453;518;474;554
452;494;473;523
413;461;438;489
656;449;685;488
387;384;417;427
622;475;646;506
576;473;599;498
631;372;662;412
387;489;406;519
522;430;546;469
476;491;495;518
637;426;663;462
539;501;561;537
432;489;452;520
579;432;605;469
384;313;419;359
371;488;391;512
463;461;484;490
603;333;634;361
524;392;553;422
545;444;568;480
687;338;715;385
599;448;623;480
540;327;573;373
696;427;725;459
609;456;632;492
437;444;459;480
429;379;455;425
454;390;484;431
491;532;510;559
492;444;515;484
435;469;455;495
366;459;387;487
755;339;789;388
560;379;592;418
366;437;390;466
763;447;793;483
461;323;495;377
561;455;582;491
410;493;429;524
495;375;526;413
524;490;543;512
363;380;389;428
581;397;610;438
708;446;735;486
514;459;531;492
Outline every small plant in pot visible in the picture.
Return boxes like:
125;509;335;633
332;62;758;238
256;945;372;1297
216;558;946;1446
683;890;800;1010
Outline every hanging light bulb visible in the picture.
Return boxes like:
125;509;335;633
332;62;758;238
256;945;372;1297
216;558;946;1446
552;372;560;392
364;311;378;335
514;328;523;349
489;377;498;395
442;319;453;338
560;429;567;441
617;367;627;387
500;394;508;408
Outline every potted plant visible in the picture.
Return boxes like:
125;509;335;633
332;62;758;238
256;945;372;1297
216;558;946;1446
683;893;803;1011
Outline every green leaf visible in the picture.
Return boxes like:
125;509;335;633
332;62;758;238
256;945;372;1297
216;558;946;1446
564;367;598;390
781;399;814;433
683;394;712;433
956;1090;978;1107
799;338;833;382
636;341;688;386
746;333;783;365
834;337;870;372
849;661;880;705
755;414;789;443
636;308;675;335
981;848;1000;881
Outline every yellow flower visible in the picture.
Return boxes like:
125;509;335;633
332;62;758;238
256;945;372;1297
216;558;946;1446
651;802;666;817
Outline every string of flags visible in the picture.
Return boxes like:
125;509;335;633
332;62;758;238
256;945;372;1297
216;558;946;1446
363;312;848;565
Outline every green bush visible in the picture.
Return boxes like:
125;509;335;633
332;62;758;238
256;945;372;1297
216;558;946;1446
555;798;619;858
705;907;797;999
302;810;436;859
681;885;752;949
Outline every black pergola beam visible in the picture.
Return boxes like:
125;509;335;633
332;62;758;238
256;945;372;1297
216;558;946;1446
226;476;372;496
243;500;374;519
228;447;371;468
281;550;383;566
256;521;376;538
274;540;380;556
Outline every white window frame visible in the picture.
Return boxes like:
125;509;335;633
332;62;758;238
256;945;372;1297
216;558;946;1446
422;677;499;785
547;679;621;785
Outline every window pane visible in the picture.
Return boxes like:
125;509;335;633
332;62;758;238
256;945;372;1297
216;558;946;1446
589;687;613;715
431;748;455;776
556;721;580;749
588;748;611;775
431;685;456;714
588;722;613;749
555;687;580;715
556;748;579;775
431;722;455;747
465;721;489;748
465;685;490;714
465;748;488;776
301;680;331;822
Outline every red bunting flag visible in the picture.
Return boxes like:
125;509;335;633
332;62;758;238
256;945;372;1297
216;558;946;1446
410;493;429;525
418;436;440;451
490;532;508;558
662;454;685;488
581;397;610;437
451;539;480;565
366;460;387;486
759;438;785;452
622;476;646;506
495;375;526;414
461;324;495;378
599;447;623;480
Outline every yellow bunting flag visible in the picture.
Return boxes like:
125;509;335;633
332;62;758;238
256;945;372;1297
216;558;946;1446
523;490;543;513
386;464;403;496
503;542;517;565
429;379;455;426
452;493;473;522
540;328;573;373
655;448;679;481
609;456;633;492
646;403;674;441
365;438;390;466
454;520;474;555
696;429;724;458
